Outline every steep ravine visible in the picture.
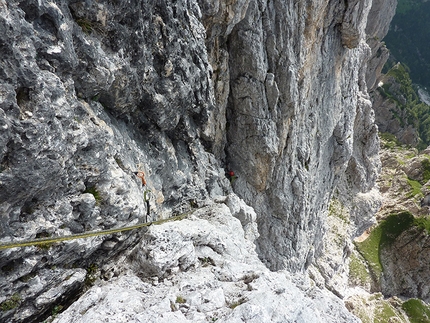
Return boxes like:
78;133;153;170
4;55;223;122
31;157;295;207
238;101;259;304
346;140;430;322
0;0;394;322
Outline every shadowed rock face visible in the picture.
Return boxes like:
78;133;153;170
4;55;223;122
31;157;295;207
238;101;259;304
0;1;229;321
0;0;391;321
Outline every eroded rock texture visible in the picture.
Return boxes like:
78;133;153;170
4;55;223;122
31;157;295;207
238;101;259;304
0;1;228;321
0;0;393;321
381;226;430;303
222;0;383;271
52;200;360;323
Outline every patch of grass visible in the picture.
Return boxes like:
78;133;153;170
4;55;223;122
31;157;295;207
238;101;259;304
84;263;98;287
73;15;105;36
348;296;407;323
76;18;93;34
37;242;54;250
402;298;430;323
355;211;415;282
328;198;350;223
380;132;402;149
35;231;54;250
229;297;247;309
355;225;384;283
380;211;415;245
84;186;102;205
199;257;215;267
52;305;63;317
421;159;430;183
91;93;100;102
407;178;423;198
413;216;430;234
19;272;37;283
346;296;372;323
374;302;402;323
175;296;186;304
0;293;21;312
349;253;370;286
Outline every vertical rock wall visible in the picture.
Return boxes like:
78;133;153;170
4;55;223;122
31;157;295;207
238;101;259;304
205;0;384;271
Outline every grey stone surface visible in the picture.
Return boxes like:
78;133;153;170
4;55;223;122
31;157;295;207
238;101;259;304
0;1;228;321
0;0;394;321
365;0;397;91
224;0;383;272
381;227;430;303
52;202;360;323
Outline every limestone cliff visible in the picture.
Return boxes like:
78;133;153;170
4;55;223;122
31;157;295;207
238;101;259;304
224;0;382;273
0;0;393;322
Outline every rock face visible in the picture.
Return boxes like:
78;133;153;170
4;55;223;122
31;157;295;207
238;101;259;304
377;145;430;218
52;200;360;323
222;0;383;272
0;0;393;321
0;1;228;321
381;225;430;303
371;64;421;147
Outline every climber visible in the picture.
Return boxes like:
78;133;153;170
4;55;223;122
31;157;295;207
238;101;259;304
225;169;238;184
133;170;151;221
144;189;151;222
134;170;146;187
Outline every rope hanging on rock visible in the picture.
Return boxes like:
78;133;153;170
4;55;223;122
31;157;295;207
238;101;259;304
144;189;151;218
0;214;189;250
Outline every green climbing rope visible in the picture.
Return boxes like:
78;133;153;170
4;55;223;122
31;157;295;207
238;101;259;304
0;214;188;251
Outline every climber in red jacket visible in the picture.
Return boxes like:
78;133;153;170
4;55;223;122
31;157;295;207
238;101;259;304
134;170;147;187
226;169;238;184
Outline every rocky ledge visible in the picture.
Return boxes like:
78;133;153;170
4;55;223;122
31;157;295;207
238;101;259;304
51;196;359;323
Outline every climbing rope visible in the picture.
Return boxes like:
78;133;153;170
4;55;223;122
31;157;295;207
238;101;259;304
0;165;176;250
0;214;188;251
